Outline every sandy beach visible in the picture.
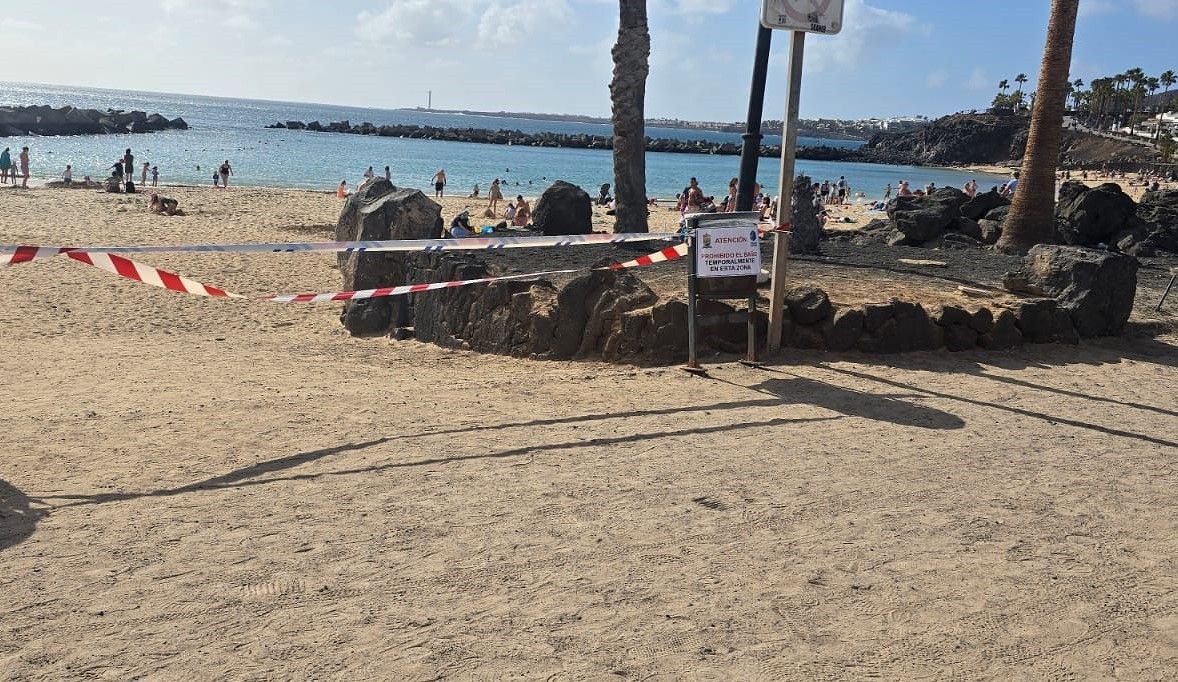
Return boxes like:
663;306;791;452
2;183;1178;679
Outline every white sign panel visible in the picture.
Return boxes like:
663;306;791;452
761;0;845;34
696;226;762;278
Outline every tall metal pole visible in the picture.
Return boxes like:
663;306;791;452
766;31;806;353
736;25;773;212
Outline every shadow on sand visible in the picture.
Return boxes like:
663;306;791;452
0;480;46;553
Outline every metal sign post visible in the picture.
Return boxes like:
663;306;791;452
766;31;805;353
683;212;763;375
760;0;844;353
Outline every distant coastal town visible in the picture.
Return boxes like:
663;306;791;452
406;106;930;141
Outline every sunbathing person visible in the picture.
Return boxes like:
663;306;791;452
149;193;183;216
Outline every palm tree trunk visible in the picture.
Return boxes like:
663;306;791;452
996;0;1079;254
610;0;650;233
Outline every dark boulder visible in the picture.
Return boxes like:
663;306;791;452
863;300;898;333
969;307;994;334
1009;298;1057;343
1136;189;1178;253
977;219;1003;245
531;181;592;236
785;285;832;325
335;179;443;336
932;304;972;327
790;175;822;254
822;307;864;351
984;205;1010;223
886;187;967;243
1054;181;1138;246
1051;308;1080;345
954;217;983;240
169;117;188;130
1006;245;1138;337
979;309;1022;349
942;323;978;351
960;188;1010;220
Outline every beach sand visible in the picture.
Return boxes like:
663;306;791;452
2;183;1178;679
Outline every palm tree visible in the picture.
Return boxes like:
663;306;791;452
999;79;1010;94
996;0;1079;255
609;0;650;233
1157;70;1175;140
1014;73;1029;96
1162;70;1176;96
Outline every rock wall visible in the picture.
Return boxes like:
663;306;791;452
267;119;858;163
0;105;188;136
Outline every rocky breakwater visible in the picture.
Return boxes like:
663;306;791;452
0;105;188;136
267;119;858;161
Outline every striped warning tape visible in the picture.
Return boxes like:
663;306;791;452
49;242;691;303
0;232;681;266
64;251;243;298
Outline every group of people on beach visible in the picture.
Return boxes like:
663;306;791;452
106;149;160;190
336;164;393;197
674;177;773;219
0;146;31;188
483;177;530;226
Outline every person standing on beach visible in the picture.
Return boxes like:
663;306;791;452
488;178;503;214
151;165;159;187
363;166;374;182
213;169;220;188
219;160;232;188
384;165;391;181
63;164;72;185
141;161;150;185
431;169;446;198
19;146;30;188
123;149;135;184
883;183;892;200
0;147;10;184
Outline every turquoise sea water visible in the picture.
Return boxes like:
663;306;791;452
0;82;1006;200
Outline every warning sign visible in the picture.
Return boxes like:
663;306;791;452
695;226;761;278
761;0;845;34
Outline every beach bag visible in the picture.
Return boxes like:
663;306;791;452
125;181;136;194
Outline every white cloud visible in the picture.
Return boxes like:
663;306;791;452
357;0;479;47
1078;0;1118;18
803;0;926;74
1133;0;1178;19
224;14;258;30
926;68;948;89
357;0;570;50
658;0;734;19
162;0;267;13
0;18;45;31
966;67;989;91
162;0;268;30
477;0;572;48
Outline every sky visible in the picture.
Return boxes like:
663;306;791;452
3;0;1177;121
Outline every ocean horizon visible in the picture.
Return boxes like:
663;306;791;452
0;82;1006;200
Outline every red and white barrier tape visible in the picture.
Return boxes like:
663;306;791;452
48;242;690;303
1;232;680;267
65;251;242;298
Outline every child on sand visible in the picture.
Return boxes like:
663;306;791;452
337;180;348;199
151;166;159;187
63;165;72;185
